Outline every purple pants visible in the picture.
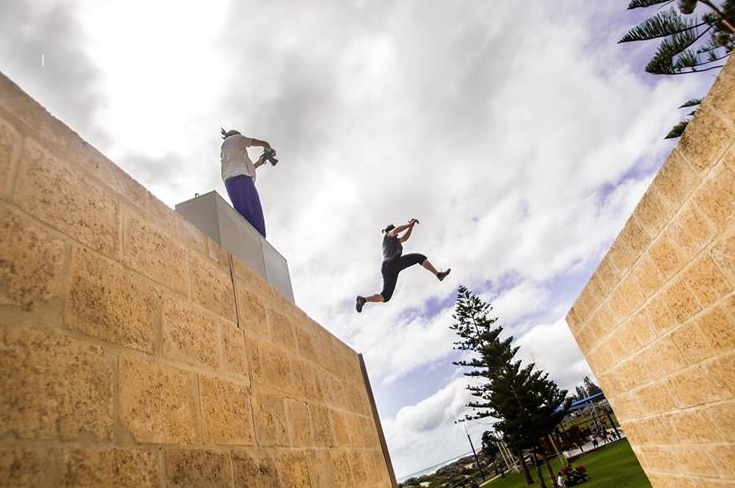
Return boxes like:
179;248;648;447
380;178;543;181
225;175;266;237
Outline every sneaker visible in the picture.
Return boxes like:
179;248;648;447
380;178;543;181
356;295;366;313
437;269;451;281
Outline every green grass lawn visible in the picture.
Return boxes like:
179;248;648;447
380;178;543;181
481;440;651;488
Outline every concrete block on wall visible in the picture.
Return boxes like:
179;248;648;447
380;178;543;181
175;191;294;303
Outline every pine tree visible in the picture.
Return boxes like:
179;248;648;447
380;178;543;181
575;385;588;401
583;376;603;397
450;286;571;486
619;0;735;138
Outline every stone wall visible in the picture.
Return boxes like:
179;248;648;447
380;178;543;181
0;72;394;488
567;57;735;486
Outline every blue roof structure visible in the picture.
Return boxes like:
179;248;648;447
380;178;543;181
554;392;606;414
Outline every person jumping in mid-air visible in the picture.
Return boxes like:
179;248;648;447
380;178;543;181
356;218;451;313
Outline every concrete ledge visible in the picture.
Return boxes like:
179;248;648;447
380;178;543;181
175;191;294;303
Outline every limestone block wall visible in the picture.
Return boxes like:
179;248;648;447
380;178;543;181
0;71;394;488
567;57;735;487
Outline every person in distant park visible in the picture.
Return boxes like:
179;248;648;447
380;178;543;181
219;128;276;237
355;218;450;312
557;471;566;487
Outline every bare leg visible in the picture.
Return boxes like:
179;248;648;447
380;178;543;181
422;259;451;281
421;259;439;276
356;293;384;312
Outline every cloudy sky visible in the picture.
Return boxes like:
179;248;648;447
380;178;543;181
1;0;721;480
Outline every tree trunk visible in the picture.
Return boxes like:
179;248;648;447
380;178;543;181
544;437;559;485
535;462;547;488
700;0;735;34
518;451;534;485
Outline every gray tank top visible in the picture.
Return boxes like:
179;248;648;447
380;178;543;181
382;235;403;260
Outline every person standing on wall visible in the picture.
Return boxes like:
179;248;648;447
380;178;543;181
220;128;276;238
355;218;451;313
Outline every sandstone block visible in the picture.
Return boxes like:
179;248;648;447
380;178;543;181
122;210;190;294
119;355;199;444
607;237;637;278
235;282;269;336
703;55;735;124
59;448;159;488
643;414;678;444
307;449;337;488
66;247;160;353
162;296;218;369
285;399;313;447
671;320;714;365
637;446;679;474
673;444;718;477
619;276;646;317
190;253;236;322
221;321;250;378
275;450;312;488
649;231;687;282
608;286;632;325
631;254;665;299
685;255;732;311
629;310;657;347
310;404;335;447
679;105;735;174
710;230;735;287
0;118;20;198
165;449;232;488
13;139;120;256
667;365;727;409
251;393;289;446
707;444;735;479
644;294;677;337
708;350;735;398
0;205;67;312
671;407;722;443
231;449;280;488
635;187;673;240
207;236;230;267
706;401;735;442
695;305;735;355
0;447;54;487
620;218;651;262
199;375;254;445
692;164;735;230
350;450;370;486
331;410;351;446
291;358;322;402
0;328;113;441
674;204;717;265
663;279;702;324
269;309;296;349
330;450;354;488
249;339;293;392
160;209;207;255
646;337;688;379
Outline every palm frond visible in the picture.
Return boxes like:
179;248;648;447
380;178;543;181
627;0;672;10
645;29;699;73
678;0;698;15
665;120;690;138
678;98;702;108
620;8;703;42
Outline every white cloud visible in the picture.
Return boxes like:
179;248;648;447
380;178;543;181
0;0;718;480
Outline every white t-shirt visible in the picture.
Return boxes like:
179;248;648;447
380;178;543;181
220;134;257;182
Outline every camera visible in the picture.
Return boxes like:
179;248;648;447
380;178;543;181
262;148;279;166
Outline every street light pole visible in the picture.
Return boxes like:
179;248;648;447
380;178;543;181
464;423;486;481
